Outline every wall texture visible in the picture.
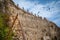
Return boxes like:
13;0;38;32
0;0;60;40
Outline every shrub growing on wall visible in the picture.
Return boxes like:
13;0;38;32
0;12;13;40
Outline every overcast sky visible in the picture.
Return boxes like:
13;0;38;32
13;0;60;27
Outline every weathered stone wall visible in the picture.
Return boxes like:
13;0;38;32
0;0;60;40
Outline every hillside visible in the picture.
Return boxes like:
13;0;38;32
0;0;60;40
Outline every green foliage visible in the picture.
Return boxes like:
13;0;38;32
0;12;13;40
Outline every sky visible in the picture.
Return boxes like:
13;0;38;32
13;0;60;27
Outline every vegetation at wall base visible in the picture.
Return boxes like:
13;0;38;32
0;12;13;40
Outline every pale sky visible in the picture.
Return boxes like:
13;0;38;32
13;0;60;27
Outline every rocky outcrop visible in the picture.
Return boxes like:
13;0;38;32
0;0;60;40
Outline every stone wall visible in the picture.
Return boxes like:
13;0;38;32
0;0;60;40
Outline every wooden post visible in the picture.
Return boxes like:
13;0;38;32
5;13;18;40
6;13;26;40
18;14;26;40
